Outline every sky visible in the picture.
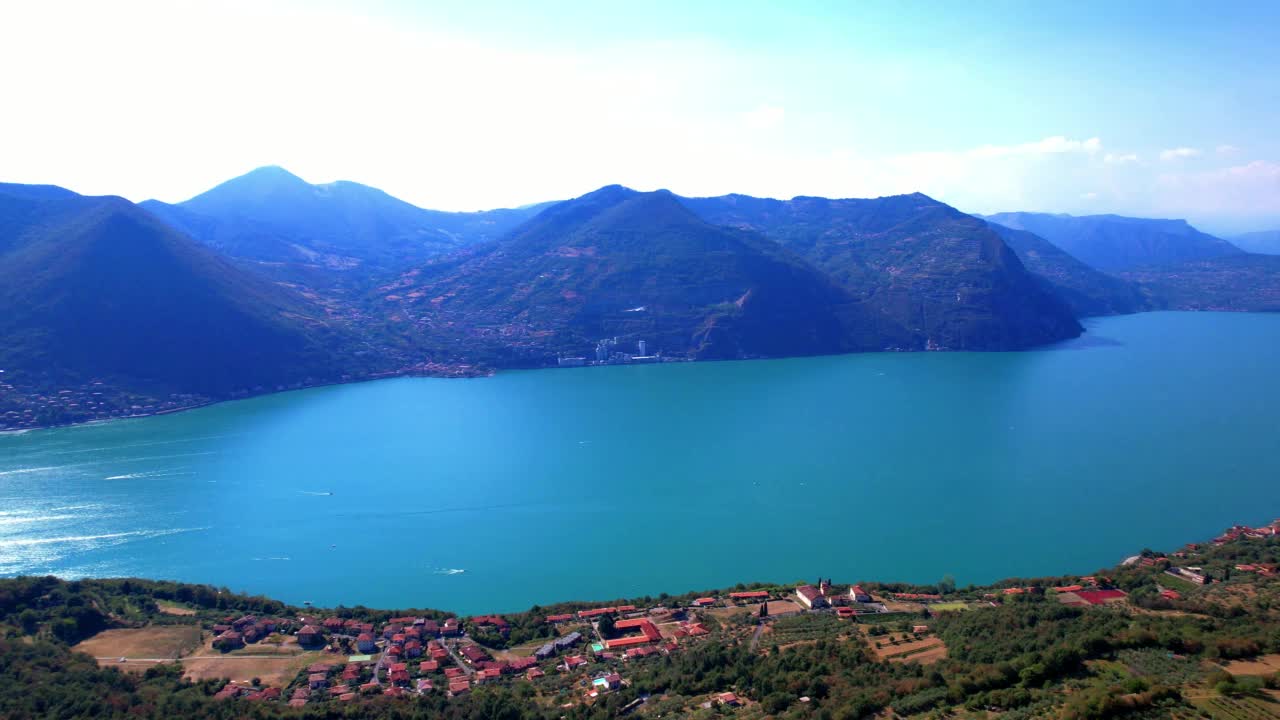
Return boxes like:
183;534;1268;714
1;0;1277;234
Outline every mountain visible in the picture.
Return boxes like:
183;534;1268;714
680;193;1083;350
1228;230;1280;255
380;186;913;365
983;222;1149;316
141;166;552;272
0;184;356;397
982;212;1244;271
1120;254;1280;312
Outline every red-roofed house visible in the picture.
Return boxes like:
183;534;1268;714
1074;589;1128;605
795;585;828;609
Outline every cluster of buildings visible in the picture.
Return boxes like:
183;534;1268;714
0;374;208;431
794;578;879;611
1212;520;1280;544
556;339;663;367
212;614;292;650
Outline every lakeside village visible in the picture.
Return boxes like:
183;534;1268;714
0;339;664;431
183;519;1280;711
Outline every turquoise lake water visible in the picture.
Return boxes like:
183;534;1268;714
2;312;1278;614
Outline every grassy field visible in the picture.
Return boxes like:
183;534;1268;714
155;600;197;616
1161;572;1203;592
929;601;970;612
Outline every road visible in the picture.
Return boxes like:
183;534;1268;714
96;655;287;662
443;640;475;677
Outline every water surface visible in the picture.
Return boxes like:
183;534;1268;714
2;312;1277;613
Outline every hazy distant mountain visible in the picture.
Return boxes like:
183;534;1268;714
1228;230;1280;255
983;211;1243;271
1121;254;1280;312
141;166;552;272
983;222;1149;316
381;186;913;365
681;193;1083;350
0;184;354;396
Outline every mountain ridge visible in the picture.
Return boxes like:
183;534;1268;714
680;191;1084;350
378;185;910;366
140;166;554;273
0;185;360;405
982;211;1244;271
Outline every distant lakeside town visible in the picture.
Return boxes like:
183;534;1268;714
0;336;678;432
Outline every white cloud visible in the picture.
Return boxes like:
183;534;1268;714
1080;192;1098;200
1104;153;1138;164
1155;160;1280;215
967;135;1101;159
741;105;786;131
1159;147;1202;161
1217;144;1239;155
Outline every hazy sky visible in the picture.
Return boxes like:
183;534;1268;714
2;0;1277;232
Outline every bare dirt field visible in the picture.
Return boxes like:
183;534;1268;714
1221;653;1280;676
181;653;322;687
74;626;203;665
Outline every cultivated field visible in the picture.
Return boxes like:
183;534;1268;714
74;626;204;673
864;629;948;665
1189;693;1280;720
1220;653;1280;676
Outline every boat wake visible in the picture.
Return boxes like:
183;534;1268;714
104;471;195;480
433;568;466;575
0;526;208;549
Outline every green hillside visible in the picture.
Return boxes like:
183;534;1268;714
984;211;1243;271
381;186;911;366
0;186;356;398
682;193;1083;350
985;221;1150;316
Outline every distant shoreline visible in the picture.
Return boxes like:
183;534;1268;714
4;309;1262;435
0;367;495;435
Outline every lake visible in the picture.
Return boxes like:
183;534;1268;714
2;311;1278;614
